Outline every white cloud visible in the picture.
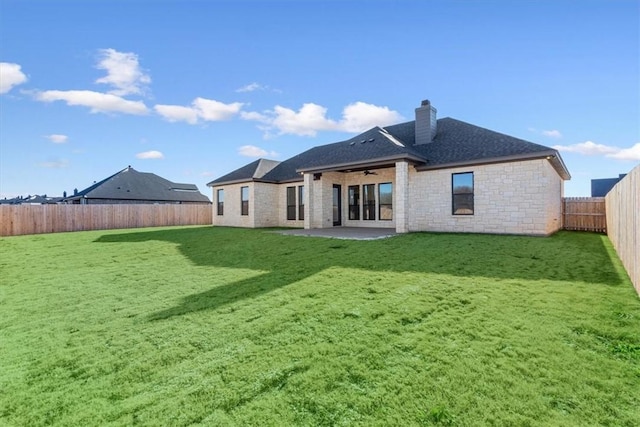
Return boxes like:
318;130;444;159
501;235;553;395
39;158;69;168
529;127;563;139
95;48;151;96
542;129;562;139
238;145;278;158
235;82;282;93
45;134;68;144
154;97;243;124
236;82;263;93
553;141;640;161
36;90;149;115
607;142;640;161
270;103;339;136
242;101;404;137
193;98;243;121
553;141;620;156
29;50;149;116
240;111;270;122
154;104;199;124
0;62;28;94
136;150;164;159
340;102;404;133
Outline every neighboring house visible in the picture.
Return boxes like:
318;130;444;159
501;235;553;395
0;195;63;205
591;174;626;197
208;99;571;236
0;196;27;205
66;166;211;204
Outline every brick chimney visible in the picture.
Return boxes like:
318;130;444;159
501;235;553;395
415;99;437;145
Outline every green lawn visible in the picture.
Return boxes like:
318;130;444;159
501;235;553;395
1;227;639;426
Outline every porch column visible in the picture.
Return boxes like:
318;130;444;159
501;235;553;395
395;161;409;233
303;172;313;229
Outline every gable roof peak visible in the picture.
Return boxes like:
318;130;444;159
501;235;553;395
253;158;280;179
207;158;281;186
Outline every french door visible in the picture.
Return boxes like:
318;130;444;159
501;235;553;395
332;185;342;226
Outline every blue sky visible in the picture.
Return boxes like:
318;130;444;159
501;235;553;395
1;0;638;200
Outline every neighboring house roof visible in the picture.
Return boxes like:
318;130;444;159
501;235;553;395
591;174;626;197
23;195;63;204
0;195;63;204
0;196;26;205
208;116;571;187
66;166;211;203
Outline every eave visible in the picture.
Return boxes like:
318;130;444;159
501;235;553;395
415;150;571;180
296;153;425;175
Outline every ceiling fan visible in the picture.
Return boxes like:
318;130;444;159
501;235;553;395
363;170;378;176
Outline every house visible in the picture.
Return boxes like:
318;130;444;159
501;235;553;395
207;100;571;236
591;174;626;197
0;195;64;205
66;166;211;204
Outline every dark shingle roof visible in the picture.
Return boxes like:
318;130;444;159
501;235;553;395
209;117;570;186
0;195;63;204
260;127;424;182
207;159;280;185
68;166;211;203
412;118;559;165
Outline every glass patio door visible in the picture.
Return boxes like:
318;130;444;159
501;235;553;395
332;185;342;226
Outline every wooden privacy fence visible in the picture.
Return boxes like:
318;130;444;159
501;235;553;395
562;197;606;233
0;204;212;237
605;165;639;295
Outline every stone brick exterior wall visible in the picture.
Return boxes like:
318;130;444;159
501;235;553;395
212;158;564;236
211;182;254;228
211;181;303;228
253;182;280;227
408;159;563;235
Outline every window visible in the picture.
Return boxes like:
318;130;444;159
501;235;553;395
298;186;304;220
241;186;249;216
379;183;392;220
452;172;474;215
286;186;296;220
216;189;224;216
348;185;360;220
363;184;376;220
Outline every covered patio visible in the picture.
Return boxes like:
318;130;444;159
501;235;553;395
275;227;397;240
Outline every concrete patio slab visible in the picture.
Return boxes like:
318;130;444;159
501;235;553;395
275;227;397;240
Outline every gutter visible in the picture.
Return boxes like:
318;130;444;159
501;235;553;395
208;177;305;187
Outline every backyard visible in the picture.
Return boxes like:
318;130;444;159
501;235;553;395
1;226;639;426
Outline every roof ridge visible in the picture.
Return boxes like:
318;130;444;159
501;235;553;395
74;166;133;197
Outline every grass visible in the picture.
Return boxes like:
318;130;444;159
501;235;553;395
1;226;639;426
